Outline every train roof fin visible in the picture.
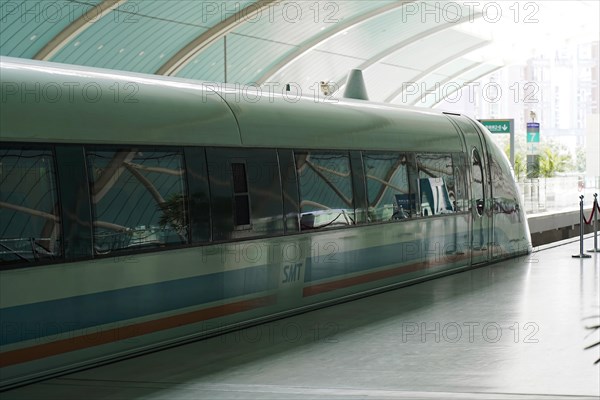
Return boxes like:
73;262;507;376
343;69;369;101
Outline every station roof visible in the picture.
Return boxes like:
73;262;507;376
1;0;598;106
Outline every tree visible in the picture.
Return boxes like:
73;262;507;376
513;152;526;181
537;147;570;178
504;145;526;181
575;146;586;173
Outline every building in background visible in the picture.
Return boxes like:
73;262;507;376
438;40;599;181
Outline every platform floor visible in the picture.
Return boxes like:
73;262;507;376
3;237;600;400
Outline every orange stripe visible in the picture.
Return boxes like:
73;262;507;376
0;295;276;368
303;252;472;297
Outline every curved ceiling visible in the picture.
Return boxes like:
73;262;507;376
1;0;598;107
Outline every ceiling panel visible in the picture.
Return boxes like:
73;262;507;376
359;63;422;103
234;0;391;44
382;29;484;71
179;0;398;83
0;0;596;107
0;0;103;58
176;38;225;82
434;58;479;80
419;63;503;107
49;1;213;73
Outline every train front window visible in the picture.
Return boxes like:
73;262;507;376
295;151;355;231
363;152;412;222
0;147;62;264
86;148;188;254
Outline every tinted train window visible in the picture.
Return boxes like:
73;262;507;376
278;149;300;234
86;148;188;254
363;152;412;222
295;151;355;230
0;147;61;263
206;148;284;240
231;162;251;227
184;147;211;243
417;154;456;216
489;149;519;214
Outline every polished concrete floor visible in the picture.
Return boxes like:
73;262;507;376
3;236;599;400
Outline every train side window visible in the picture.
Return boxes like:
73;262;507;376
363;152;412;222
184;147;211;243
207;148;284;241
0;146;62;264
295;151;355;230
86;148;188;254
232;162;251;228
416;154;456;216
278;149;300;234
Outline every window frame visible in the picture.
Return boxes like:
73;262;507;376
294;149;357;232
0;144;64;266
85;145;190;255
362;150;414;223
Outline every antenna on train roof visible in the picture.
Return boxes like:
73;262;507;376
343;69;369;101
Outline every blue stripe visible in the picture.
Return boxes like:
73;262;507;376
304;227;516;282
0;264;278;346
305;233;461;283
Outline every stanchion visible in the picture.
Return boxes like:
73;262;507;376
573;195;592;258
588;193;599;253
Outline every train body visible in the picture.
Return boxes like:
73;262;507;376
0;57;531;389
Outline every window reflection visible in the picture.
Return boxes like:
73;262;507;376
87;148;187;254
295;151;355;230
0;148;61;263
363;152;412;222
417;154;456;216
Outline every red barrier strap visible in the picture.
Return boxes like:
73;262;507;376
584;205;596;225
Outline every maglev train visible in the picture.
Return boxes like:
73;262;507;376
0;56;531;389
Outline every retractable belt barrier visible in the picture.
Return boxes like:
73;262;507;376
573;193;598;258
587;193;599;254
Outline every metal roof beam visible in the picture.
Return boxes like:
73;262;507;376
34;0;127;61
403;61;481;105
156;0;279;76
330;13;483;97
254;1;415;85
427;65;504;108
383;40;489;103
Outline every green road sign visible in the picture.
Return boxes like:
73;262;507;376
526;122;540;143
479;119;512;134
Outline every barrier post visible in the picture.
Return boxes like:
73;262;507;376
573;195;592;258
588;193;599;253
